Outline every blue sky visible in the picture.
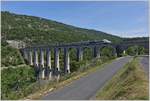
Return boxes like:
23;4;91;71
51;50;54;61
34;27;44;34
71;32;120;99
1;1;149;38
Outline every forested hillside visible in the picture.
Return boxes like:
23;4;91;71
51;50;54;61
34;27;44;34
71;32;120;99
1;11;123;67
1;11;122;45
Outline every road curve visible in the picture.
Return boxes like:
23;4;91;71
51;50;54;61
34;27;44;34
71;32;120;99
139;56;149;78
41;56;132;100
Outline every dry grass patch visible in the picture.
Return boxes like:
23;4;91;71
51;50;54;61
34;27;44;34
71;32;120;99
96;58;149;100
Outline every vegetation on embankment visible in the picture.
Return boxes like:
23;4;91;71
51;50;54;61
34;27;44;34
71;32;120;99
1;40;25;67
95;57;149;100
1;65;36;100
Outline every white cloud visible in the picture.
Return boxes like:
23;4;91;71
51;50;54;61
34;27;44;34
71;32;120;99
103;28;149;38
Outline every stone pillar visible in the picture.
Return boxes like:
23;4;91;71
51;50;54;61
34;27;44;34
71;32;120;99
54;48;60;71
77;47;83;61
29;50;33;65
54;48;60;81
64;47;70;74
33;49;38;67
40;49;45;79
46;48;52;80
113;48;117;57
93;46;100;58
33;49;40;80
23;49;28;61
123;50;126;55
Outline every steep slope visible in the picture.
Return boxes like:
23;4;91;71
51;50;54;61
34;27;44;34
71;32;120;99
1;11;122;44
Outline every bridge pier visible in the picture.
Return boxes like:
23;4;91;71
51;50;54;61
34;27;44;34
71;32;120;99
93;46;100;58
64;47;70;74
46;48;52;80
33;49;38;67
29;50;33;65
112;48;117;57
33;49;40;80
77;47;83;61
123;50;126;55
22;49;28;62
54;48;60;74
40;49;45;79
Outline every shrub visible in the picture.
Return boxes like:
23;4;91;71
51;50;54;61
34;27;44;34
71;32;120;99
1;66;36;100
1;45;24;67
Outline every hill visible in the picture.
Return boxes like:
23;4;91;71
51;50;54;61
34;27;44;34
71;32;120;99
1;11;123;67
123;37;149;43
1;11;122;45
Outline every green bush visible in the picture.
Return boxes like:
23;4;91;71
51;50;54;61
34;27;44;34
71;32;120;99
138;46;145;55
1;66;36;100
101;46;116;59
70;60;87;72
126;46;145;56
1;45;24;67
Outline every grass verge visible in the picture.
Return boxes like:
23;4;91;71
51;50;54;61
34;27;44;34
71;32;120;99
95;57;149;100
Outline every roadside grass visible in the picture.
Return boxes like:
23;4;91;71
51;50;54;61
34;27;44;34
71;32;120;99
23;57;117;100
95;57;149;100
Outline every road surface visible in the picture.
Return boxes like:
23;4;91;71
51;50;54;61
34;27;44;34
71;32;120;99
139;56;149;77
41;56;132;100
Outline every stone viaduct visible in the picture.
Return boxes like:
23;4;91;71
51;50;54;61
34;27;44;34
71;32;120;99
20;39;149;80
20;40;117;80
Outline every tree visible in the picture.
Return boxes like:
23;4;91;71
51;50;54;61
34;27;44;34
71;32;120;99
126;46;137;56
138;46;145;55
100;46;116;58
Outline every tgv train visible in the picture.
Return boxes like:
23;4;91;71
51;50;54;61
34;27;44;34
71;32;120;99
88;39;112;44
102;39;112;43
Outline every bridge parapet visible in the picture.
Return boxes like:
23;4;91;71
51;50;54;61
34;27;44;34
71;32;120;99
23;40;115;49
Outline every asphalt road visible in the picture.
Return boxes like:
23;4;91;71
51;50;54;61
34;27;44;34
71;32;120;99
41;56;132;100
139;56;149;77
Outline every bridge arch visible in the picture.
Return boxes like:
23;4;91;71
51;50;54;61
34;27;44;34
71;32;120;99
99;45;117;57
